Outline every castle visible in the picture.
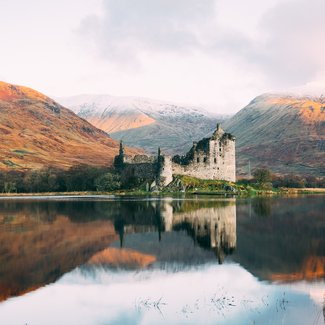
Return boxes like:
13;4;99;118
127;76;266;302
114;124;236;187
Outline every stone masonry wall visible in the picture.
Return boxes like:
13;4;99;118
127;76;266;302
120;163;158;183
171;137;236;182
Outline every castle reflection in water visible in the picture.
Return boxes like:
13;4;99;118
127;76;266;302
116;199;236;263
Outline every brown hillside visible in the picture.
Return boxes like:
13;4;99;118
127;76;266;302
0;82;141;170
86;112;155;133
0;212;118;302
224;94;325;176
88;247;156;268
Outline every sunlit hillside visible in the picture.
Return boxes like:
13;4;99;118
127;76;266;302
0;82;141;170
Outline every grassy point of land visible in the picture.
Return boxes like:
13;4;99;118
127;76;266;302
0;175;324;197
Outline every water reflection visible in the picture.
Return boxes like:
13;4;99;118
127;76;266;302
0;264;323;325
235;196;325;282
251;197;272;217
116;199;236;264
0;196;324;324
0;198;237;302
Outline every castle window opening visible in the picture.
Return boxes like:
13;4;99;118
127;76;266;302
214;158;217;163
197;157;200;163
203;157;207;163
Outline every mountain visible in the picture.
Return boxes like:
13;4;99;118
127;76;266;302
224;94;325;177
0;82;140;170
57;95;225;154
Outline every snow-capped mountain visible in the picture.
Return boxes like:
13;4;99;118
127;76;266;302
57;94;226;154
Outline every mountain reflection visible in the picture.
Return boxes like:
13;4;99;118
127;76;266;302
0;196;324;303
235;196;325;282
0;198;236;302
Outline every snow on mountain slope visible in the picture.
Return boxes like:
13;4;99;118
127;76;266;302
57;94;225;154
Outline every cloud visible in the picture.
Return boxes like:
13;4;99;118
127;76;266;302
78;0;217;63
75;0;325;110
229;0;325;87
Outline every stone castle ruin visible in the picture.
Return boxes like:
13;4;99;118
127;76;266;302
114;124;236;187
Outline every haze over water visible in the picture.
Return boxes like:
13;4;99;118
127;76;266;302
0;196;324;324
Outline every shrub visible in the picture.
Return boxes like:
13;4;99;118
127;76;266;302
95;172;121;191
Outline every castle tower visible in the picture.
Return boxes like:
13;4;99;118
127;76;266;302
171;124;236;182
157;148;173;187
208;124;236;182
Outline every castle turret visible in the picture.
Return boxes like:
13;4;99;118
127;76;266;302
119;140;125;157
156;147;173;187
114;140;125;168
212;123;225;140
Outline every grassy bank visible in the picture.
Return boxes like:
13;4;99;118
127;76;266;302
279;188;325;194
162;175;277;196
0;175;324;197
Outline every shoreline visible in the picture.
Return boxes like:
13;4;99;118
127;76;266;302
0;187;324;199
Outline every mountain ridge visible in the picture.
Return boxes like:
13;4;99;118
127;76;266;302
57;94;224;154
224;93;325;176
0;81;141;170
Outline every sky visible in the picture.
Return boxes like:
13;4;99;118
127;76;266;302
1;0;325;113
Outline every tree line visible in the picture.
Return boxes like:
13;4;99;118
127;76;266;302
0;165;121;193
0;165;324;193
250;168;325;189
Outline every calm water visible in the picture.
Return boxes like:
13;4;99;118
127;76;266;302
0;196;324;325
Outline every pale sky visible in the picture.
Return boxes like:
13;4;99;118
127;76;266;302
1;0;325;113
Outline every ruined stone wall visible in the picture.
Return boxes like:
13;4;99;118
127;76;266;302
172;137;236;182
120;163;158;183
115;125;236;185
120;155;173;187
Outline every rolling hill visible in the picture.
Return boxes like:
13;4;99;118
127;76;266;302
224;94;325;177
0;82;140;170
57;95;224;154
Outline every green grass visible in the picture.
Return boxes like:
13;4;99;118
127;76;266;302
163;175;281;197
12;149;33;155
2;160;21;168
